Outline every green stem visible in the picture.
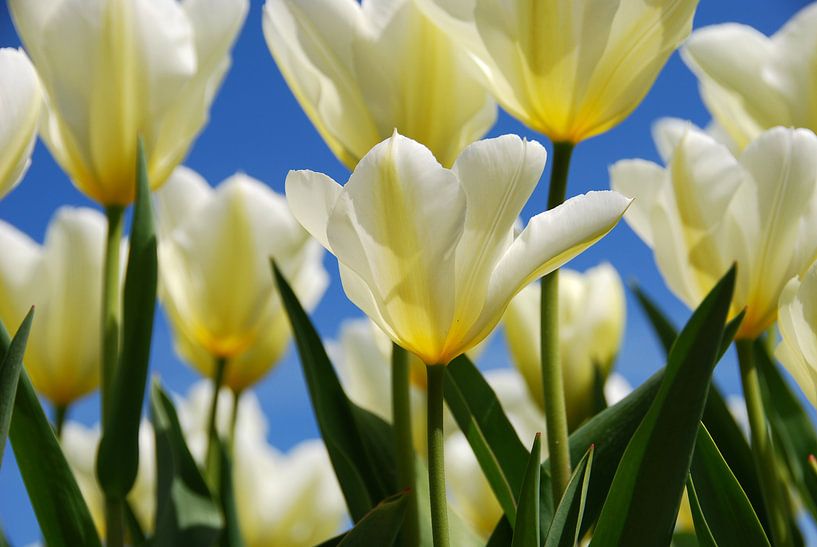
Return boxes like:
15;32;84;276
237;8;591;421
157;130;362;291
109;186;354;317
736;340;793;547
426;364;449;547
101;206;125;424
53;404;67;441
228;387;242;456
205;356;228;490
104;497;124;547
392;344;418;547
540;141;574;505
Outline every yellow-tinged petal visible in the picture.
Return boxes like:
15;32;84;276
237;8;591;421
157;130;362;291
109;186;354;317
157;167;328;391
421;0;698;143
0;208;109;406
263;0;495;169
777;268;817;409
0;48;42;199
683;4;817;149
9;0;247;205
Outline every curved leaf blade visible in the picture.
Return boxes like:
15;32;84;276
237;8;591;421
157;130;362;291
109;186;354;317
2;320;102;547
97;138;158;498
0;308;33;465
591;266;736;546
545;445;594;547
512;434;541;547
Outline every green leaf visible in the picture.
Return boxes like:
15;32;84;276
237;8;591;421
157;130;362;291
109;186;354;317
545;445;594;547
690;424;769;547
686;477;717;547
512;434;541;547
592;265;737;545
318;491;409;547
150;380;223;546
631;282;678;354
445;355;529;524
0;308;33;465
0;524;8;547
755;340;817;521
486;517;513;547
634;283;767;529
97;137;158;499
219;440;245;547
2;319;101;547
273;262;397;521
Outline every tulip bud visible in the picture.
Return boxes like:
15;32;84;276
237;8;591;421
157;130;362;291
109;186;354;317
0;48;41;199
9;0;248;205
0;208;115;406
503;264;625;428
155;167;328;391
417;0;698;143
263;0;496;169
776;264;817;409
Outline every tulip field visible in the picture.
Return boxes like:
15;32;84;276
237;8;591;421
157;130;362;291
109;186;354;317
1;0;817;546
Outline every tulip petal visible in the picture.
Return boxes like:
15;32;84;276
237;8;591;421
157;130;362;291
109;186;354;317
609;158;666;247
0;220;41;325
777;271;817;408
263;0;378;168
450;134;546;330
285;169;343;251
326;134;466;362
0;49;41;198
682;24;788;148
729;127;817;336
478;191;630;344
153;166;213;238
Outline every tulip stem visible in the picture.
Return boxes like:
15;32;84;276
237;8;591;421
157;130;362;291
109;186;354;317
101;205;125;425
205;356;228;491
228;388;242;455
104;497;125;547
392;344;418;547
426;363;449;547
541;141;574;505
736;339;794;547
53;404;67;440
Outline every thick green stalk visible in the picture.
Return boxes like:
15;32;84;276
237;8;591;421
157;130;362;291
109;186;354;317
540;141;574;504
736;340;793;547
205;356;228;490
101;205;125;424
392;344;418;547
426;364;449;547
228;388;242;455
53;404;67;440
104;497;124;547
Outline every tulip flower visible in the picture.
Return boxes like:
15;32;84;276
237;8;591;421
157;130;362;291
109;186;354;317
776;264;817;409
503;263;625;428
288;131;627;543
287;132;630;367
60;421;156;536
0;48;42;199
611;121;817;340
683;3;817;150
416;0;697;144
262;0;496;169
0;208;113;407
155;167;328;392
9;0;248;206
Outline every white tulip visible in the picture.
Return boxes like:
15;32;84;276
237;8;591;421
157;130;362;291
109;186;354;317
417;0;698;143
0;208;114;406
503;263;625;427
263;0;495;169
0;48;42;199
9;0;248;205
155;167;328;391
776;263;817;409
612;121;817;340
683;2;817;150
287;132;630;366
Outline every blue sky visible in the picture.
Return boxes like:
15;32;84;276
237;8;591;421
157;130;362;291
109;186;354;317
0;0;814;543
